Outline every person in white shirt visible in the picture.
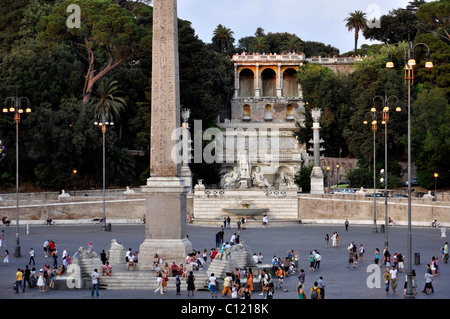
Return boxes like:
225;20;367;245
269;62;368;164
91;269;100;297
208;273;218;297
389;266;398;293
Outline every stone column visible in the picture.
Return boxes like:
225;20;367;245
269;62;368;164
139;0;193;268
310;108;325;194
255;64;260;97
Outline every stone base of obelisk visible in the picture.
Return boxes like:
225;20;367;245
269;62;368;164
138;177;193;269
310;166;325;195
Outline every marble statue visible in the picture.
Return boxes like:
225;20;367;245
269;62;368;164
252;166;271;188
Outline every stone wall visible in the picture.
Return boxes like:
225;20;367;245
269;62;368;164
298;194;450;226
0;193;146;223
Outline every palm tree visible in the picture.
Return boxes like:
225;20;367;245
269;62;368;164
344;10;368;56
212;24;235;54
251;36;269;53
91;77;127;122
282;35;303;53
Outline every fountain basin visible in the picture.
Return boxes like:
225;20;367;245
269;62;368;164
222;208;268;216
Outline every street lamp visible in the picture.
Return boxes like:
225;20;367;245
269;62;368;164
434;172;439;199
372;94;401;246
386;30;433;299
363;110;379;233
94;113;114;232
2;90;31;257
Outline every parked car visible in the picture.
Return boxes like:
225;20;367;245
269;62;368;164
366;193;385;197
330;182;349;188
331;188;355;194
391;194;408;198
404;177;419;186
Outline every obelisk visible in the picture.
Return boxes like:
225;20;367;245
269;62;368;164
139;0;193;268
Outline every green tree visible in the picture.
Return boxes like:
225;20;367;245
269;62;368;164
411;87;450;188
416;0;450;42
91;78;127;122
212;24;235;54
38;0;139;104
294;165;313;192
344;10;368;55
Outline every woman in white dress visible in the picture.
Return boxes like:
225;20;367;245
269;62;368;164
37;269;45;292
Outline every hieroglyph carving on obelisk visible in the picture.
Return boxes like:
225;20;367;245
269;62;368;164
150;0;181;178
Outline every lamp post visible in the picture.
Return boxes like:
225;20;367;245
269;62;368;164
94;113;114;232
434;172;439;199
372;94;401;246
2;90;31;257
363;110;379;233
386;30;433;299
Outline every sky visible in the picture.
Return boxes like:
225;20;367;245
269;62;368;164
177;0;413;54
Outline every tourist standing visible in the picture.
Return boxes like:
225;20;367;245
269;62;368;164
359;244;365;263
443;242;448;263
187;271;195;296
43;240;49;257
208;273;218;297
37;268;45;293
29;248;35;266
91;268;100;297
325;234;330;248
345;219;349;231
374;248;380;266
175;274;181;295
317;276;326;299
297;284;307;299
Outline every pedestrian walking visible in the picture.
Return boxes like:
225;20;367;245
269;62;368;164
424;269;434;295
298;269;305;287
345;219;349;231
325;233;329;248
29;248;35;266
389;265;398;294
43;239;49;257
155;272;164;294
314;251;321;269
383;268;390;294
90;268;100;297
23;265;32;289
443;242;448;263
3;249;9;266
222;272;232;297
14;268;25;293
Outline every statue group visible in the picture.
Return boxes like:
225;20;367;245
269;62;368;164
222;150;295;190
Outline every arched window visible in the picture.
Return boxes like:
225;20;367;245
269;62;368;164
261;68;276;97
286;104;295;120
239;69;254;97
242;104;251;121
264;104;273;121
283;68;298;97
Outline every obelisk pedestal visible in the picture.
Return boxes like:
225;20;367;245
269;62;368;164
138;0;193;269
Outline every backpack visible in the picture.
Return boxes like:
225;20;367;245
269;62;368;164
311;287;319;299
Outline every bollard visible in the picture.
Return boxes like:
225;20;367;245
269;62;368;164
26;223;29;235
441;227;447;238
